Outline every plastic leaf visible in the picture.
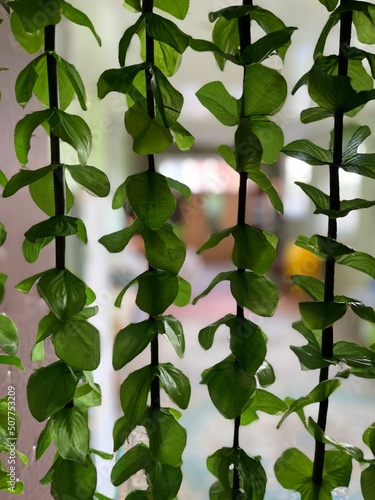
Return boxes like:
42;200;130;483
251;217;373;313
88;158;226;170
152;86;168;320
111;443;150;487
155;363;191;409
14;109;52;165
99;218;142;253
3;165;53;197
247;168;284;213
136;270;179;316
119;15;145;66
142;223;186;275
158;315;185;357
53;405;89;463
232;224;277;274
36;420;54;460
231;271;279;317
65;164;110;197
97;63;147;99
283;140;332;166
241;27;296;65
25;215;86;243
197;227;234;254
170;122;194;151
113;319;156;370
300;301;347;330
120;366;152;424
0;314;19;356
228;316;267;375
51;455;97;500
113;415;136;452
251;118;284;165
146;13;189;53
8;0;62;31
361;464;375;500
196;82;238;126
61;1;101;46
146;460;182;500
10;11;44;54
198;314;235;350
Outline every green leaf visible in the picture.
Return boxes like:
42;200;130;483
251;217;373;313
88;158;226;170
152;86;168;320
282;140;332;165
300;301;347;330
3;165;53;197
25;215;86;243
247;389;287;415
10;11;43;54
207;447;237;492
146;460;182;500
142;223;186;275
251;118;284;165
242;27;296;65
113;319;156;370
147;13;189;53
119;15;145;66
231;271;279;317
120;366;152;424
354;5;375;44
36;420;54;460
143;408;186;466
192;271;235;304
0;224;6;248
15;54;44;107
0;314;19;356
113;415;136;452
196;82;238;126
202;355;256;419
235;118;263;171
74;382;101;408
16;270;45;293
256;360;276;387
52;319;100;370
155;363;191;409
158;315;185;357
238;449;267;498
29;170;74;216
154;0;189;20
247;168;284;213
0;355;24;371
301;107;334;123
54;53;87;110
343;125;371;161
291;275;324;301
99;218;142;253
97;63;147;99
165;176;190;200
170;122;195;151
173;276;191;307
61;1;101;46
277;379;340;428
228;316;267;376
212;17;239;70
51;455;97;500
362;464;375;500
65;164;110;197
111;443;150;487
232;224;278;274
319;0;339;11
136;271;179;316
125;102;173;154
197;227;234;254
14;109;52;165
53;405;89;463
333;341;375;370
27;361;78;422
150;65;183;127
37;268;87;321
112;180;127;209
8;0;62;30
363;422;375;455
198;314;235;350
49;109;92;165
126;172;176;229
243;63;287;116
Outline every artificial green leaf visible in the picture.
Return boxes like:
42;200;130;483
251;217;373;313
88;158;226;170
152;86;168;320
37;268;86;321
54;54;87;110
136;270;179;316
16;270;45;293
113;415;136;452
291;275;324;301
198;314;235;350
301;107;334;123
111;444;150;487
146;460;182;500
341;152;375;179
232;224;277;274
119;15;145;66
125;102;173;154
202;355;256;419
209;6;254;22
14;109;52;164
155;363;191;409
251;6;291;60
319;0;339;11
256;360;276;387
354;5;375;44
22;236;53;263
65;164;110;197
142;223;186;275
0;355;24;371
120;366;152;424
150;65;183;127
49;109;92;165
10;11;44;54
27;361;78;422
112;181;127;209
25;215;86;243
362;464;375;500
170;122;194;151
283;140;332;166
36;419;54;460
15;54;44;107
333;341;375;370
277;379;340;428
8;0;62;30
343;125;371;161
126;171;176;229
197;227;234;254
238;449;267;498
53;405;89;463
98;63;147;99
74;382;101;408
196;82;238;126
217;145;236;170
113;319;156;370
274;448;313;494
99;218;142;253
61;1;101;46
228;316;266;375
308;66;355;112
207;447;237;492
154;0;189;20
251;118;284;165
29;170;74;216
51;455;97;500
3;165;54;198
53;319;100;370
248;389;287;415
231;271;279;317
165;176;190;200
363;422;375;456
247;168;284;213
143;408;186;466
243;64;287;116
212;17;239;70
235;118;263;171
0;273;5;305
242;27;296;65
173;277;191;307
192;271;235;305
0;314;19;356
300;301;347;330
146;13;189;53
158;315;185;357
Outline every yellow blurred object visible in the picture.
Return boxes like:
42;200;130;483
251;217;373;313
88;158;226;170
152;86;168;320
281;242;323;292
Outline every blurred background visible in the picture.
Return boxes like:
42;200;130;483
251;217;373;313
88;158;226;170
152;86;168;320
1;0;375;498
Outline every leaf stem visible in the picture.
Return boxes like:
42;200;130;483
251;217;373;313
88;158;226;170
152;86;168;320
312;0;352;485
45;24;65;270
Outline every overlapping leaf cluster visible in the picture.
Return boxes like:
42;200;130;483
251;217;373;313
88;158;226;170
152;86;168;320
275;1;375;498
98;0;193;497
4;2;111;498
193;4;293;498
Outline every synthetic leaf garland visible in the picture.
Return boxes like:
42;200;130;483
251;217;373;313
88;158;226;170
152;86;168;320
193;1;293;497
98;0;193;497
275;0;375;498
4;2;110;498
